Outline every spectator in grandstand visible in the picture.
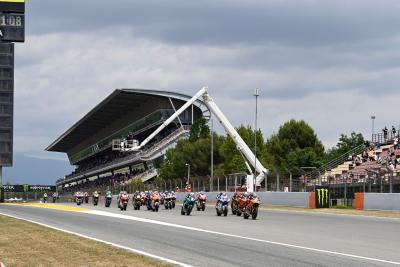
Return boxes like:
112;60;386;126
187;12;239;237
383;126;388;140
389;162;395;172
362;150;369;162
355;156;362;166
394;137;400;149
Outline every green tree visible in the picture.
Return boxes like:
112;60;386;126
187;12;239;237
285;148;324;176
265;119;325;173
219;125;268;174
129;178;144;192
189;117;210;142
326;132;365;161
159;136;219;179
159;124;266;180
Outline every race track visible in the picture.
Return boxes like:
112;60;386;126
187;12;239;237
1;202;399;267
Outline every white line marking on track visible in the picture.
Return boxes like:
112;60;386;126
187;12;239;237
85;209;400;265
262;207;400;221
0;212;193;267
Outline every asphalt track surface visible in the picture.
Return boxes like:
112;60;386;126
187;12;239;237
1;202;400;267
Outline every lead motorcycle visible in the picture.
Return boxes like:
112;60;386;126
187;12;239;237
242;193;261;220
196;191;207;211
181;193;196;216
216;193;229;216
118;192;129;211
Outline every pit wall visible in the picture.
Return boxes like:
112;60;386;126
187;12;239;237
355;193;400;211
176;192;310;208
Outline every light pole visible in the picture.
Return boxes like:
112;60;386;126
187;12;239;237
185;163;190;183
371;115;375;141
254;88;260;192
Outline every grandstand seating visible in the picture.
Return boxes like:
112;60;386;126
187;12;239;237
59;126;189;192
320;142;399;184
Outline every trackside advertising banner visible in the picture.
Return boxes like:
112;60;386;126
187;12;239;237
315;186;330;208
1;184;56;192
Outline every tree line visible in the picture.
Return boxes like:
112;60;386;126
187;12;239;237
158;117;365;180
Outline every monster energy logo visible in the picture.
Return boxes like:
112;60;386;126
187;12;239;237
316;188;329;206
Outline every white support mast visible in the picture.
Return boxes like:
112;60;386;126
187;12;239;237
201;88;268;188
126;87;207;151
125;86;268;191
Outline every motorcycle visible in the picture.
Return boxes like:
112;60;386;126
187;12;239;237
160;192;166;205
231;192;243;215
75;193;83;206
164;193;172;209
216;194;229;216
150;191;160;212
93;192;100;206
170;192;176;209
118;193;129;211
243;194;261;220
133;194;142;210
84;192;89;204
145;192;152;210
105;193;112;208
196;192;207;211
181;193;196;216
140;192;146;206
237;195;248;217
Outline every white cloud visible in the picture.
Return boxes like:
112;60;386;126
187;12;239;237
11;1;400;161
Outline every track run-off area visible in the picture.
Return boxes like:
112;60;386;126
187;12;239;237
1;202;399;267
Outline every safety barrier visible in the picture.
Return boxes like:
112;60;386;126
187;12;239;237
354;193;400;211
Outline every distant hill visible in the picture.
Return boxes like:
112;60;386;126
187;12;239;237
3;154;74;185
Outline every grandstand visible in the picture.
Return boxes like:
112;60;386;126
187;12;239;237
46;89;209;193
303;132;400;202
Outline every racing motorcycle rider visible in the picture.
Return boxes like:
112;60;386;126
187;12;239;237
83;192;89;204
52;192;58;203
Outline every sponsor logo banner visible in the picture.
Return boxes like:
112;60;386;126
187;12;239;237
315;186;330;208
1;185;56;192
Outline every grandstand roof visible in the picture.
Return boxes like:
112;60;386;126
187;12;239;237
46;89;209;153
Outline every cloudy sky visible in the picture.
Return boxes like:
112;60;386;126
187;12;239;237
13;0;400;163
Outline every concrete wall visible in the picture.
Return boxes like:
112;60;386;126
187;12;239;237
364;193;400;211
176;192;310;208
261;192;309;208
